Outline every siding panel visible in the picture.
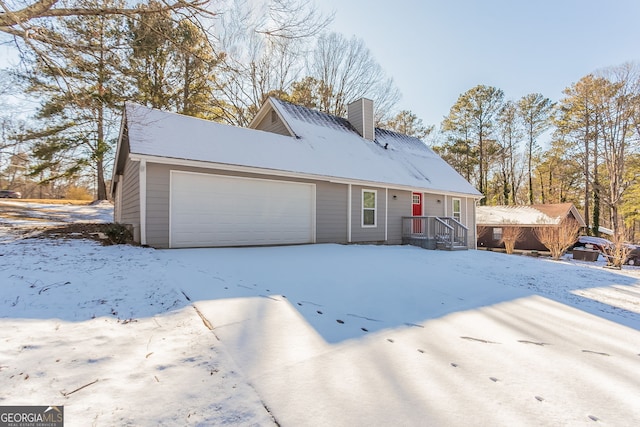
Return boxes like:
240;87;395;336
316;182;348;243
119;157;140;241
253;110;291;136
387;191;411;244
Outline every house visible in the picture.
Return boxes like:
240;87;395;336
110;97;482;249
476;203;586;252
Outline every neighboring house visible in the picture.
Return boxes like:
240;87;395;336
111;97;482;249
476;203;586;251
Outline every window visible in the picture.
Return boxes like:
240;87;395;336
452;198;461;221
412;194;421;205
362;190;377;227
493;227;503;241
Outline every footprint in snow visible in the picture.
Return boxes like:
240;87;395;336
317;310;323;315
336;319;344;324
582;350;610;356
386;338;394;343
361;327;368;332
535;396;544;402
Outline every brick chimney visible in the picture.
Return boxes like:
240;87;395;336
347;98;374;141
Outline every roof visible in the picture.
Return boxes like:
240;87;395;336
118;100;482;197
476;203;586;227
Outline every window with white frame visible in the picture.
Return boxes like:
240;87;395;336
452;198;461;221
493;227;503;241
362;189;377;227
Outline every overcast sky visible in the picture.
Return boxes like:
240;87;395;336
319;0;640;128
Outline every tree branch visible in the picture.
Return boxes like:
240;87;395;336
0;0;213;28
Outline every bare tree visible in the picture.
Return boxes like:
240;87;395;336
306;32;400;123
212;0;332;126
602;232;632;269
534;218;581;260
499;225;524;254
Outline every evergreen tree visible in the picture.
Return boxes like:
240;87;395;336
441;85;504;203
518;93;554;204
23;0;128;200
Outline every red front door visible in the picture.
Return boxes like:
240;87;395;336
412;193;423;233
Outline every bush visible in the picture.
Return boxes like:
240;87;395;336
104;223;133;244
499;225;524;254
534;218;581;260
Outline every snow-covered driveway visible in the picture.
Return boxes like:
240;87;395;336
1;203;640;426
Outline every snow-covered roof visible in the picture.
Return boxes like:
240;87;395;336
121;101;481;197
476;203;586;227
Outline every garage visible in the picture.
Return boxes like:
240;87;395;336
169;171;316;248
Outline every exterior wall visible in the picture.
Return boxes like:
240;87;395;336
146;163;171;248
350;185;386;243
423;193;445;216
477;226;547;251
136;160;478;249
253;110;291;136
466;197;477;248
145;163;349;248
316;181;348;243
387;190;411;244
119;156;141;242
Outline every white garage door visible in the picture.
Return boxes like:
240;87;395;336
170;171;315;248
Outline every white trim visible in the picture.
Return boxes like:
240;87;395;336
248;98;296;137
127;153;483;200
114;175;123;222
452;197;462;222
110;109;128;196
347;184;352;242
139;159;147;246
361;189;377;228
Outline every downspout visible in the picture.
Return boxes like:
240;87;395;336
347;184;352;243
139;159;147;246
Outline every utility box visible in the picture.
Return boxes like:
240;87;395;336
573;248;600;262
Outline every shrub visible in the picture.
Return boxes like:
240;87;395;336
602;233;631;269
104;223;133;245
500;226;524;254
534;218;581;260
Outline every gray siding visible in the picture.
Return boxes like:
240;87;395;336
464;197;477;248
119;157;141;242
316;181;348;243
387;190;411;244
138;160;478;248
146;162;171;248
253;110;291;136
424;193;445;216
144;163;350;248
350;185;386;243
347;98;374;140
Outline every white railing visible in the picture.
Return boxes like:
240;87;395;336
402;216;468;250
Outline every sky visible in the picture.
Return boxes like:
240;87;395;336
318;0;640;128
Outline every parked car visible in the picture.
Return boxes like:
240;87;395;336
627;246;640;266
0;190;21;198
573;235;640;265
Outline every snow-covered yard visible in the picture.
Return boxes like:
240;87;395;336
1;202;640;426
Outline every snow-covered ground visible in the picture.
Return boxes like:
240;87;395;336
1;203;640;426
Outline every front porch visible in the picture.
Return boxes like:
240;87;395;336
402;216;469;250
